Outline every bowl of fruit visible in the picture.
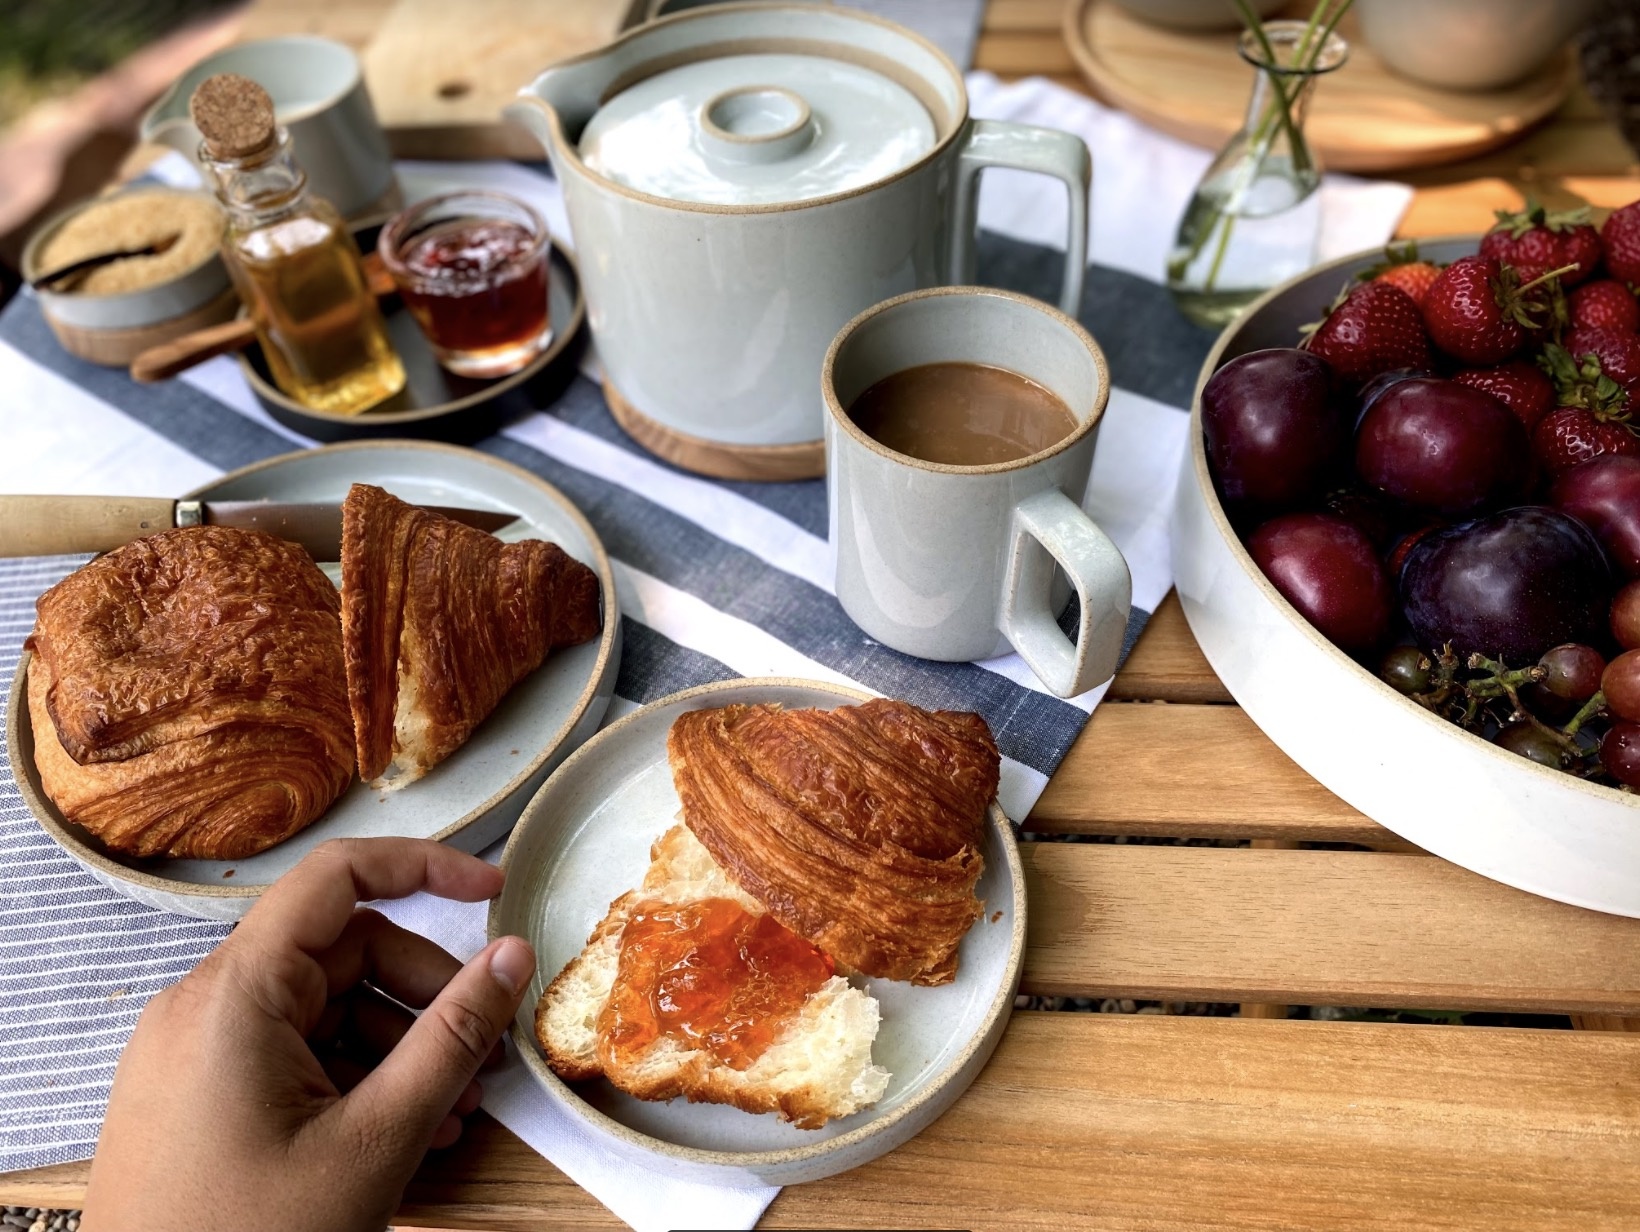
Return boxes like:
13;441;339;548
1173;202;1640;916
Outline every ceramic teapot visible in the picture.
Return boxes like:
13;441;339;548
508;3;1091;480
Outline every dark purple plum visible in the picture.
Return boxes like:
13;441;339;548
1400;507;1610;662
1202;348;1348;512
1549;455;1640;579
1248;512;1393;653
1323;485;1399;550
1355;377;1530;517
1354;367;1435;428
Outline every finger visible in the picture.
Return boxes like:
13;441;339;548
239;838;504;958
343;936;533;1155
430;1114;464;1151
322;1054;371;1096
318;909;464;1008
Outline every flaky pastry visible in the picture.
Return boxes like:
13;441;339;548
25;527;353;859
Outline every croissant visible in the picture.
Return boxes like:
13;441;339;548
668;699;1000;986
341;483;602;787
25;527;354;860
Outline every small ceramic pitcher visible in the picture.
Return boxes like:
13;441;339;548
824;287;1132;698
142;36;397;220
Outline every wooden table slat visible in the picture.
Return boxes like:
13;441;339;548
1106;591;1233;704
1032;701;1401;846
13;1014;1640;1231
1022;844;1640;1013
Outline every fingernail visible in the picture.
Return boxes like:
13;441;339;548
489;936;535;996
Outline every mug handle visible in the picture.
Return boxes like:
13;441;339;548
947;119;1091;315
1000;489;1131;698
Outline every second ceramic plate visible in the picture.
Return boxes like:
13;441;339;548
9;441;622;920
491;678;1026;1188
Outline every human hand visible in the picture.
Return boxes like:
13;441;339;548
81;838;536;1232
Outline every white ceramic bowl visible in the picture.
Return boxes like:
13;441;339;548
1172;237;1640;917
490;677;1025;1186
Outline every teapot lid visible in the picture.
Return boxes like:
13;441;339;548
577;51;936;206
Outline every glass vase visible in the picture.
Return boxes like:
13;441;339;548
1166;20;1348;329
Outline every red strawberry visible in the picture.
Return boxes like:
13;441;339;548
1483;201;1602;286
1361;241;1441;307
1601;200;1640;285
1534;406;1640;476
1535;342;1640;476
1300;281;1431;385
1567;279;1640;334
1452;360;1555;432
1565;324;1640;392
1422;255;1555;364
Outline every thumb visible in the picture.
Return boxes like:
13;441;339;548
345;936;534;1154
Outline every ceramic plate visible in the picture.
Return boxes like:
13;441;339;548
9;441;621;920
239;225;585;445
490;678;1025;1188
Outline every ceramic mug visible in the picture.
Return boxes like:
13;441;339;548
141;35;397;219
508;3;1091;481
823;287;1132;698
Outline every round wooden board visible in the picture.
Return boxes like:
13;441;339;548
1063;0;1576;173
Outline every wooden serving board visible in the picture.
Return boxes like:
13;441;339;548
1063;0;1577;173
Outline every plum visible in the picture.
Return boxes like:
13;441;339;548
1202;349;1348;512
1248;512;1393;653
1355;378;1530;517
1400;507;1609;662
1549;455;1640;579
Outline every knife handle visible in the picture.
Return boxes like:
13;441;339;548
0;496;177;557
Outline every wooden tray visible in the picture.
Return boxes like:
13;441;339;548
1063;0;1576;173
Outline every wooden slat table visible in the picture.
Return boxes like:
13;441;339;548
8;1;1640;1227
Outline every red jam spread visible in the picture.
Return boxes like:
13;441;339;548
397;219;548;354
598;897;834;1071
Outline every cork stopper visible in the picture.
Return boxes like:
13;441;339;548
189;73;276;160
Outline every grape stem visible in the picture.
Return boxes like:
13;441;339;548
1468;653;1586;756
1563;690;1607;741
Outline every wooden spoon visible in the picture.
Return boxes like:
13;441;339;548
30;233;181;291
129;252;397;384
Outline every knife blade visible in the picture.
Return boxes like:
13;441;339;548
0;495;518;560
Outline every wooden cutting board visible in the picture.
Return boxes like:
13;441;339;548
1063;0;1577;173
237;0;641;161
358;0;645;158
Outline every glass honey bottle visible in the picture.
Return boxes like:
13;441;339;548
191;73;404;415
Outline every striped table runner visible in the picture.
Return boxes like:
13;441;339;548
0;71;1409;1229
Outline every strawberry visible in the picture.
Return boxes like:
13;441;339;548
1534;406;1640;477
1535;342;1640;476
1300;281;1431;385
1361;241;1441;307
1422;255;1558;365
1567;278;1640;334
1601;199;1640;285
1565;324;1640;392
1452;360;1555;432
1483;200;1602;286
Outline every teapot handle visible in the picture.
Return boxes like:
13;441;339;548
946;118;1090;316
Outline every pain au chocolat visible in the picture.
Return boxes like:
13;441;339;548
25;527;354;859
667;699;1000;986
341;483;602;787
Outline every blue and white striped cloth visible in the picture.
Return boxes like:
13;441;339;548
0;71;1409;1230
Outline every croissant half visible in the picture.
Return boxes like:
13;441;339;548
25;527;354;859
340;483;602;787
668;699;1000;986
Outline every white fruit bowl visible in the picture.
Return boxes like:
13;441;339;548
1172;237;1640;917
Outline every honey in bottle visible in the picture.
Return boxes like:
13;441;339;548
191;73;404;415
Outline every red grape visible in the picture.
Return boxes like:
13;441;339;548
1538;643;1606;703
1355;378;1530;517
1399;507;1610;662
1601;721;1640;788
1495;720;1567;769
1601;649;1640;723
1549;455;1640;579
1248;512;1393;653
1202;349;1348;512
1379;645;1432;694
1612;579;1640;650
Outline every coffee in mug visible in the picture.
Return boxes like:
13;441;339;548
845;362;1079;466
823;287;1132;699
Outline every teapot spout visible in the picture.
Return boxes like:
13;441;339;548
503;96;560;158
